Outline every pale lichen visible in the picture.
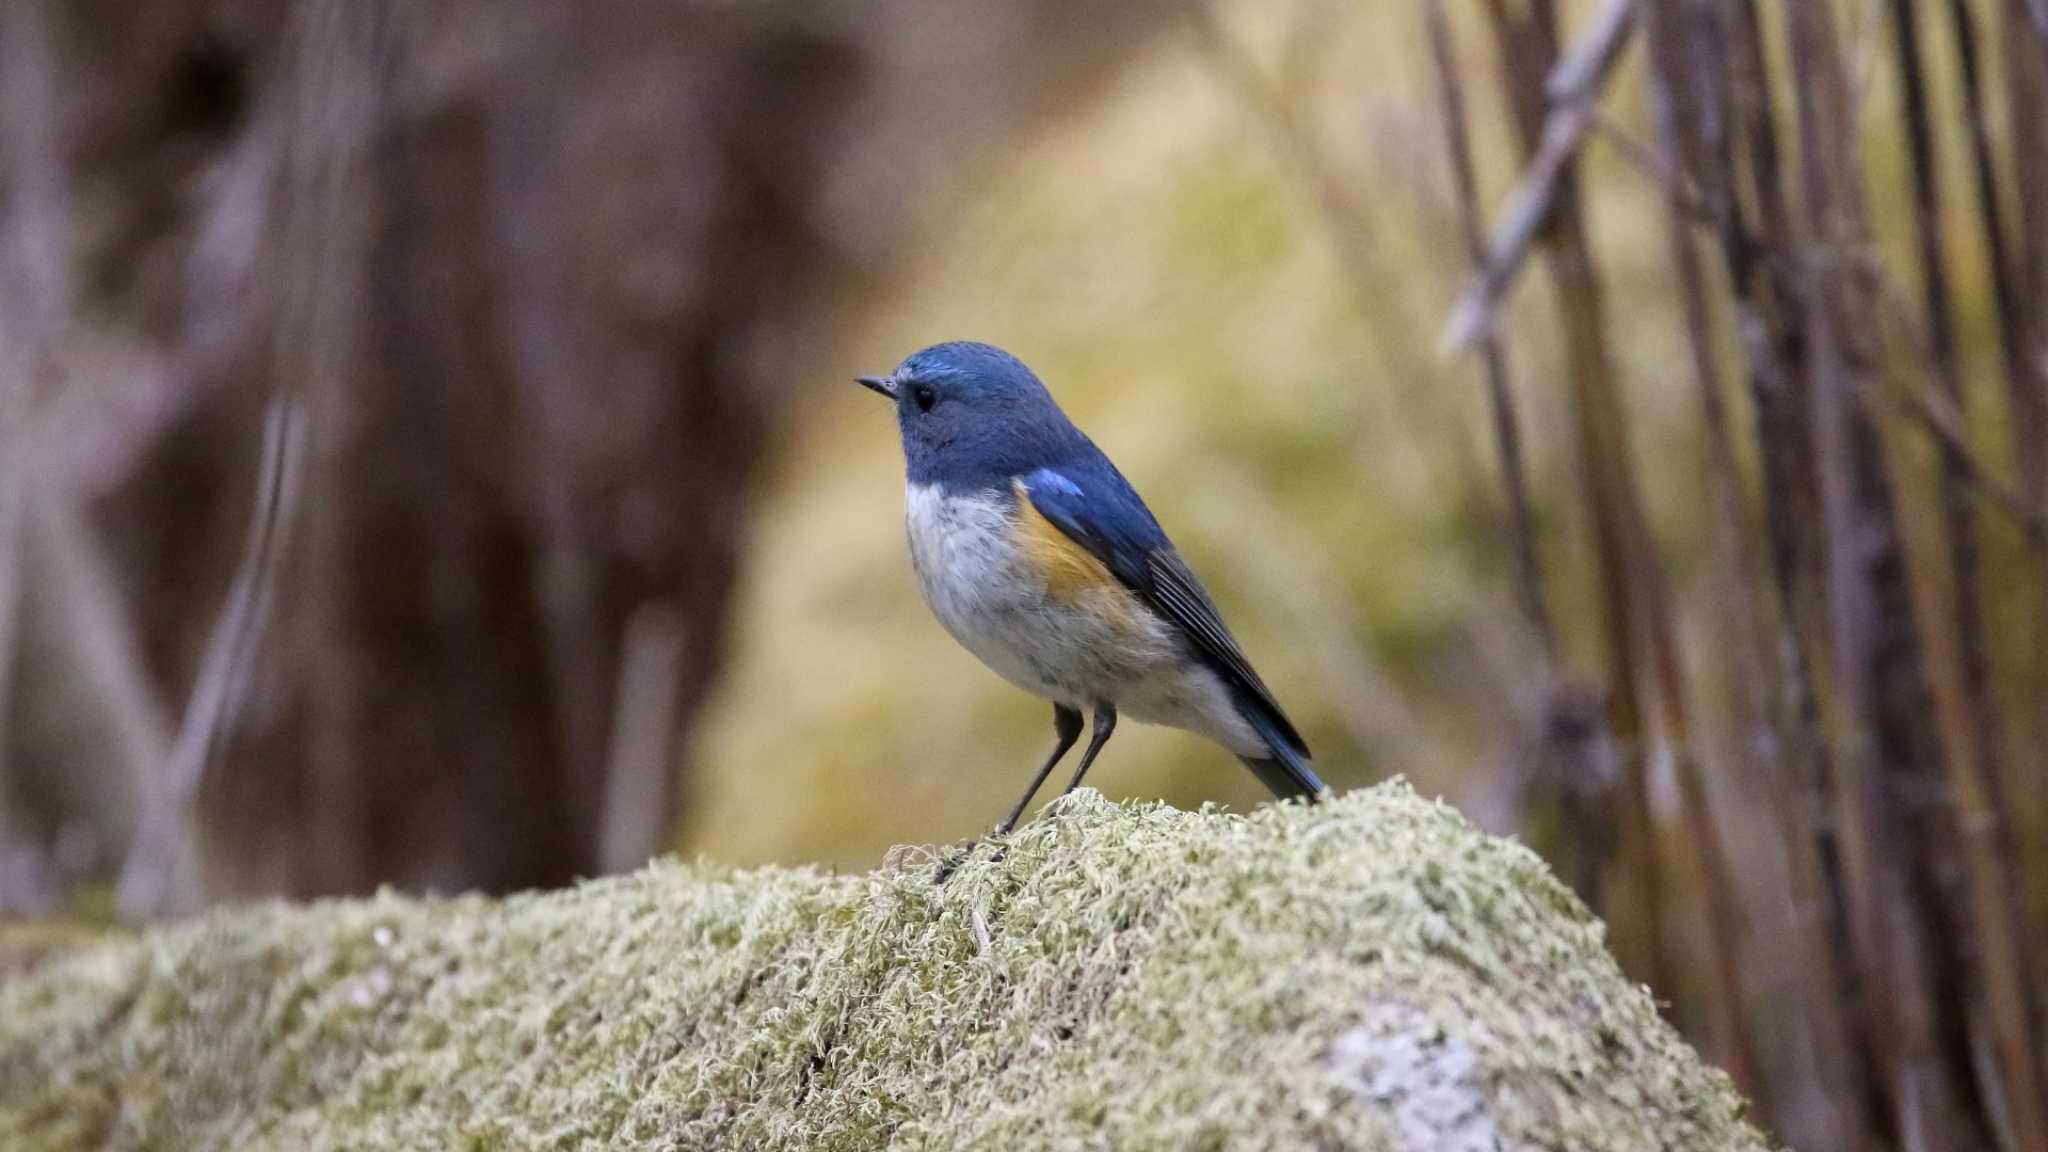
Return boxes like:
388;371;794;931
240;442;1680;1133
0;782;1769;1151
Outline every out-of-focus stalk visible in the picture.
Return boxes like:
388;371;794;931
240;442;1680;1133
1888;1;2048;1145
1424;0;1554;660
1478;0;1667;994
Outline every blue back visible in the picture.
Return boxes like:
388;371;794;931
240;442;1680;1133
874;340;1317;783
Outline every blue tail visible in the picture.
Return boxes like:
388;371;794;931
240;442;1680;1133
1233;691;1327;801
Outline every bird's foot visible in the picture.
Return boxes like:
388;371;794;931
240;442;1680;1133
931;834;1011;885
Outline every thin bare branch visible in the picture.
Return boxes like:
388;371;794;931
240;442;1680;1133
1692;7;1899;1142
1785;0;1996;1143
1480;0;1669;996
1425;0;1555;656
1442;0;1639;354
118;395;306;918
0;0;48;889
1949;0;2048;500
1888;0;2048;1139
598;603;689;874
1586;109;1723;230
1994;0;2048;1002
1636;0;1766;1103
0;0;170;913
1870;279;2048;547
1895;382;2048;544
1545;0;1640;100
0;393;30;916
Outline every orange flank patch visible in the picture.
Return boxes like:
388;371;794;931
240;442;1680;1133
1012;480;1140;629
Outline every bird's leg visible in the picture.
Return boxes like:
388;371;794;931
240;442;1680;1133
934;703;1082;883
994;703;1085;836
1056;705;1118;798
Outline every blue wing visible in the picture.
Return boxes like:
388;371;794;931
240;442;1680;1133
1018;462;1310;764
1016;465;1161;588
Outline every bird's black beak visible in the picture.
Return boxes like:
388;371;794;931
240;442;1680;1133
855;375;897;400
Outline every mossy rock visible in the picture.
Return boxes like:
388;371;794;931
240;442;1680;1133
0;782;1766;1150
0;922;115;983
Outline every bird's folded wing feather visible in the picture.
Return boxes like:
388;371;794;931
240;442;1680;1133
1019;466;1308;756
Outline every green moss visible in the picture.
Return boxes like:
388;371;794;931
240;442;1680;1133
0;783;1767;1151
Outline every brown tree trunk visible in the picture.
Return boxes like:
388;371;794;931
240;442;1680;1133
12;0;1171;906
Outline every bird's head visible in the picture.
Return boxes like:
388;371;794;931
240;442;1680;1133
856;342;1081;487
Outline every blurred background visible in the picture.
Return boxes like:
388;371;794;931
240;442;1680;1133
3;1;2047;1150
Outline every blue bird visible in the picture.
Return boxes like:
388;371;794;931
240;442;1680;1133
856;341;1327;838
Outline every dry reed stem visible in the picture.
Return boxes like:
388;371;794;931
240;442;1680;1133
1442;0;1637;354
1425;0;1556;657
1480;0;1670;995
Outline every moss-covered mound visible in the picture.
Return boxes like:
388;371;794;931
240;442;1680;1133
0;783;1765;1151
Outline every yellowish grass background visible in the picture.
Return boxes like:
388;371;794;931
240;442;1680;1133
677;0;2006;871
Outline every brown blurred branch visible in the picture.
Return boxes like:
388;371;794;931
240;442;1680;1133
1784;0;1998;1145
0;410;32;915
1863;278;2048;548
1441;0;1636;354
1;0;171;912
1597;15;2048;541
0;0;43;913
118;396;304;918
597;603;688;874
1985;0;2048;978
1643;9;1866;1141
1479;0;1668;996
1887;0;2048;1140
1424;0;1554;658
1690;9;1888;1146
1949;0;2048;500
1887;374;2048;547
1635;0;1770;1104
1584;110;1724;232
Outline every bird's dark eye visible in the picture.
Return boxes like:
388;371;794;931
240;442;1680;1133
912;384;938;413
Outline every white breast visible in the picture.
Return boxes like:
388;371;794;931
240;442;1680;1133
901;482;1264;755
903;482;1043;686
